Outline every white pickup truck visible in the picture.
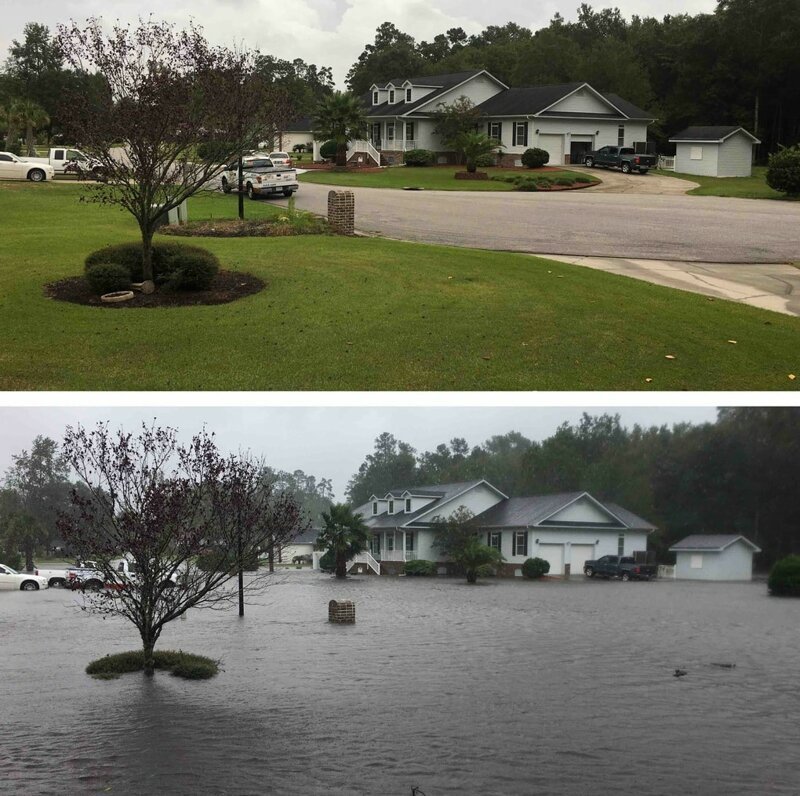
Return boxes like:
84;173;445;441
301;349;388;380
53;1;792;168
220;155;298;200
66;558;180;591
22;146;103;175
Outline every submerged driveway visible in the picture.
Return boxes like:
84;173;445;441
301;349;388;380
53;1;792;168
289;178;800;315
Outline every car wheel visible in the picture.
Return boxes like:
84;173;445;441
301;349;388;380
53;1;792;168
282;189;293;197
49;578;66;588
584;568;594;578
221;177;231;194
621;162;632;174
21;580;39;591
247;183;257;200
584;157;594;167
28;169;46;182
621;572;631;582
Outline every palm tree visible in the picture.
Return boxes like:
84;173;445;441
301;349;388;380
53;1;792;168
312;91;367;168
454;130;503;173
9;99;50;156
316;503;371;578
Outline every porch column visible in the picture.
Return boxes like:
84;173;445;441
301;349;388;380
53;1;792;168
313;139;322;162
402;530;407;560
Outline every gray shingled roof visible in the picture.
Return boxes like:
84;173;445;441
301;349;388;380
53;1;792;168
669;126;758;143
468;493;654;531
291;527;321;545
284;116;311;132
669;534;761;552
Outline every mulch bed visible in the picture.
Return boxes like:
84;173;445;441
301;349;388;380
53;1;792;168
159;218;327;237
44;269;265;309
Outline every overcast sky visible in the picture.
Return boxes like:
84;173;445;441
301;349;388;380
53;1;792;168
3;0;718;88
0;405;718;498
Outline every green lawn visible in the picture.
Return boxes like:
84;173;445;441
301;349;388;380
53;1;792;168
1;180;798;390
656;166;792;200
299;165;597;191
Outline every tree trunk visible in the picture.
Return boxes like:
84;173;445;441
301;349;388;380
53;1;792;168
141;227;155;285
336;143;347;168
24;540;34;572
268;543;274;573
142;635;156;677
26;124;36;156
335;551;347;578
466;569;477;584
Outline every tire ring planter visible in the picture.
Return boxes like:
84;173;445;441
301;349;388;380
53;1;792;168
100;290;135;303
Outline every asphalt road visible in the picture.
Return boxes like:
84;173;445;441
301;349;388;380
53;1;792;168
291;180;800;264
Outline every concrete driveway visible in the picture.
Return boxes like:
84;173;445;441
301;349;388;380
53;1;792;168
566;165;699;194
288;178;800;315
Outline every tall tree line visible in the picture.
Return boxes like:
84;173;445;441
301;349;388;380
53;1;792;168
346;1;800;157
345;409;800;568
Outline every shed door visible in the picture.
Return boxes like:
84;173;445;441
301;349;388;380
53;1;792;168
538;543;564;576
538;134;564;166
570;544;594;575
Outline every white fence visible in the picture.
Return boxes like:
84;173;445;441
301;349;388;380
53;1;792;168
657;155;676;171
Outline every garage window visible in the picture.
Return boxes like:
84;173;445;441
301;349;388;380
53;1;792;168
690;554;703;569
513;122;528;147
690;146;703;160
513;531;528;557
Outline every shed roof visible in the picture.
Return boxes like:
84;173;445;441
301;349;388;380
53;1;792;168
669;126;760;144
669;534;761;552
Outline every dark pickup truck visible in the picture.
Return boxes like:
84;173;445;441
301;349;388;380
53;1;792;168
583;555;656;581
583;146;656;174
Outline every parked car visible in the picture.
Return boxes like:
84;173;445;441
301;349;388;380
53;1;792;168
0;152;55;182
0;563;49;591
583;555;657;581
220;155;299;200
22;146;103;176
583;146;656;174
268;151;292;167
292;554;312;565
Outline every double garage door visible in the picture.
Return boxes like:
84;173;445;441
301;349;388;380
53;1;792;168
537;544;595;576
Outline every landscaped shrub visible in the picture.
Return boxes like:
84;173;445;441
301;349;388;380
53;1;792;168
768;555;800;596
474;153;497;168
319;549;335;572
86;650;219;679
85;242;219;290
85;263;131;295
766;145;800;196
522;557;551;579
521;147;550;168
404;559;437;576
515;181;540;191
554;176;576;186
404;149;435;167
319;140;337;160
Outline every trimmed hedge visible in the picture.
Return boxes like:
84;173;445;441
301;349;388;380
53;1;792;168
86;649;218;679
404;149;436;167
522;557;551;579
521;148;550;168
85;242;219;291
320;140;337;160
85;262;131;295
404;559;437;576
766;145;800;196
768;555;800;596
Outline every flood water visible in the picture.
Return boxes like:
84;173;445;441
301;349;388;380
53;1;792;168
1;571;799;795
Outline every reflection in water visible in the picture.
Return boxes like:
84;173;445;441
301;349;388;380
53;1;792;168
2;572;799;795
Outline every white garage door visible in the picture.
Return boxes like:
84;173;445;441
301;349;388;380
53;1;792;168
570;545;595;575
538;544;564;576
538;134;564;166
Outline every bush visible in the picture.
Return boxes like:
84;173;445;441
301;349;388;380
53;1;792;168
404;149;436;167
521;148;550;169
85;263;131;295
474;153;497;168
319;549;335;572
85;242;219;291
404;559;437;576
86;650;218;679
319;140;337;160
1;548;22;570
766;145;800;196
554;177;576;186
768;555;800;596
522;557;551;579
515;181;540;192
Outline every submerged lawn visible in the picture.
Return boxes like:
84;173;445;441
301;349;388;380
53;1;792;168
1;180;798;390
299;165;597;191
656;167;793;200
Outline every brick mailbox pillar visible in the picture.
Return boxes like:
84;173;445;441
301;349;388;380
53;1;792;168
328;599;356;624
327;190;355;235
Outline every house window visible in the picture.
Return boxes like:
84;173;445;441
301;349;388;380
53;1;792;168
618;533;625;556
405;498;412;512
405;123;415;141
488;122;502;142
690;554;703;569
386;122;395;141
690;146;703;160
389;89;395;103
405;533;415;551
372;91;379;105
372;501;378;515
388;499;394;514
513;531;528;557
386;534;395;552
488;532;502;551
406;88;412;102
617;125;625;146
513;122;528;147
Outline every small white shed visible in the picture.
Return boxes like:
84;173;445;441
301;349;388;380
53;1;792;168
669;126;760;177
669;534;761;581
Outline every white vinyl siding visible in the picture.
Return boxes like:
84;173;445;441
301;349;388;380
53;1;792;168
674;540;756;580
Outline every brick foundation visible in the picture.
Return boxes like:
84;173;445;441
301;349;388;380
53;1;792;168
327;190;355;235
328;599;356;623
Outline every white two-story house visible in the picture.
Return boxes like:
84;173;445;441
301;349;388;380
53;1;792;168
354;70;654;168
351;479;655;577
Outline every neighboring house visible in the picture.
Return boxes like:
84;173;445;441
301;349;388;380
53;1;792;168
352;479;655;577
668;126;760;177
279;527;319;563
352;70;654;167
668;534;761;581
278;116;313;154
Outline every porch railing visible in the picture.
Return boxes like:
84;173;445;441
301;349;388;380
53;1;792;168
347;139;381;166
350;551;381;575
379;550;418;563
657;155;675;171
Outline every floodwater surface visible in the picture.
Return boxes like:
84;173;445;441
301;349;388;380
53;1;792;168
1;572;799;795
